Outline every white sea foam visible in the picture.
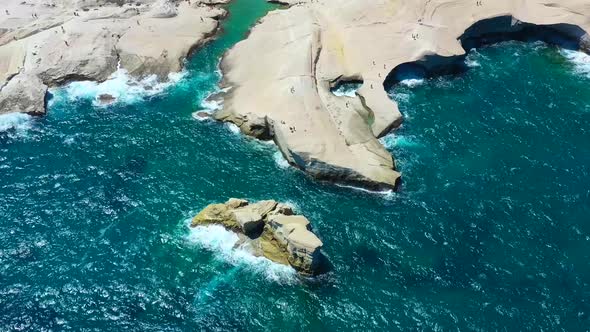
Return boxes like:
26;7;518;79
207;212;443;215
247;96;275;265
465;59;481;68
380;134;422;150
191;112;212;122
273;151;290;169
465;50;482;68
335;183;395;199
187;224;297;284
391;91;410;103
332;86;358;97
0;113;33;136
226;122;240;134
399;78;425;88
561;49;590;78
200;98;222;113
331;82;361;97
52;67;186;107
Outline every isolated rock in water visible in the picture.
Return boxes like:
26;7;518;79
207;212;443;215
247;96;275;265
191;198;327;275
192;111;212;120
98;94;116;105
0;73;47;115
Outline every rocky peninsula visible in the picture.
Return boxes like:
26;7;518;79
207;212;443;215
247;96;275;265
192;198;327;276
0;0;230;115
215;0;590;191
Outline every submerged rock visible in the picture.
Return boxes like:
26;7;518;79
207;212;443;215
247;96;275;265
98;93;116;105
192;111;212;121
191;198;327;276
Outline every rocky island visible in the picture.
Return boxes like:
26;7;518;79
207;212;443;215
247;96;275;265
191;198;328;276
215;0;590;191
0;0;230;115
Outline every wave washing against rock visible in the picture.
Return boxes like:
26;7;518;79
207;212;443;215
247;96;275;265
273;151;290;169
49;67;186;107
331;82;362;97
380;134;424;151
185;222;297;284
561;49;590;77
0;113;34;137
465;51;482;68
399;78;425;88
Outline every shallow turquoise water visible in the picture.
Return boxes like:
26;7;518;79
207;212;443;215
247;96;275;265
1;1;590;330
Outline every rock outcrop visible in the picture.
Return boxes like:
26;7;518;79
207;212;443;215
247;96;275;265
192;198;327;276
0;73;47;115
0;0;231;115
216;0;590;191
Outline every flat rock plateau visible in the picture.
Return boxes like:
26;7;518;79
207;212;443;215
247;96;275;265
216;0;590;191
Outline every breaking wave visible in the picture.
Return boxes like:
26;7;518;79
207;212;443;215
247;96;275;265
186;223;297;284
561;49;590;78
399;78;425;88
0;113;34;137
50;67;186;107
273;151;290;169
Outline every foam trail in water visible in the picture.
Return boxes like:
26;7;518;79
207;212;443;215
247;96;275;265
332;87;357;97
335;183;396;200
51;67;186;107
0;113;33;137
561;49;590;78
186;223;297;284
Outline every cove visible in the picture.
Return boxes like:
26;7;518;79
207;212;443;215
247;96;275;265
1;3;590;332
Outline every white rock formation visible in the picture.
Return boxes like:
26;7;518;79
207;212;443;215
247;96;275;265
0;73;47;115
216;0;590;190
0;0;230;114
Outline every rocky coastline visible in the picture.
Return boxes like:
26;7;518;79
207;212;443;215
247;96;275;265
0;0;232;116
191;198;328;276
214;0;590;191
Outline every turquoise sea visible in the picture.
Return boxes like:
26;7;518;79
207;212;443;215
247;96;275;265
1;1;590;330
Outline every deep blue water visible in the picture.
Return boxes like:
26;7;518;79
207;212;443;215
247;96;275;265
1;1;590;330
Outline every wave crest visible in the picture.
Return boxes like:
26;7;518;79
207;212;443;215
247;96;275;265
186;223;297;284
0;113;33;137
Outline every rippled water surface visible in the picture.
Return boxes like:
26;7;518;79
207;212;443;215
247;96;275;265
1;1;590;330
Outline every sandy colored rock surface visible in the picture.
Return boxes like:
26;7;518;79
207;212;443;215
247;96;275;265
217;0;590;190
0;0;230;114
191;198;327;275
0;73;47;115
